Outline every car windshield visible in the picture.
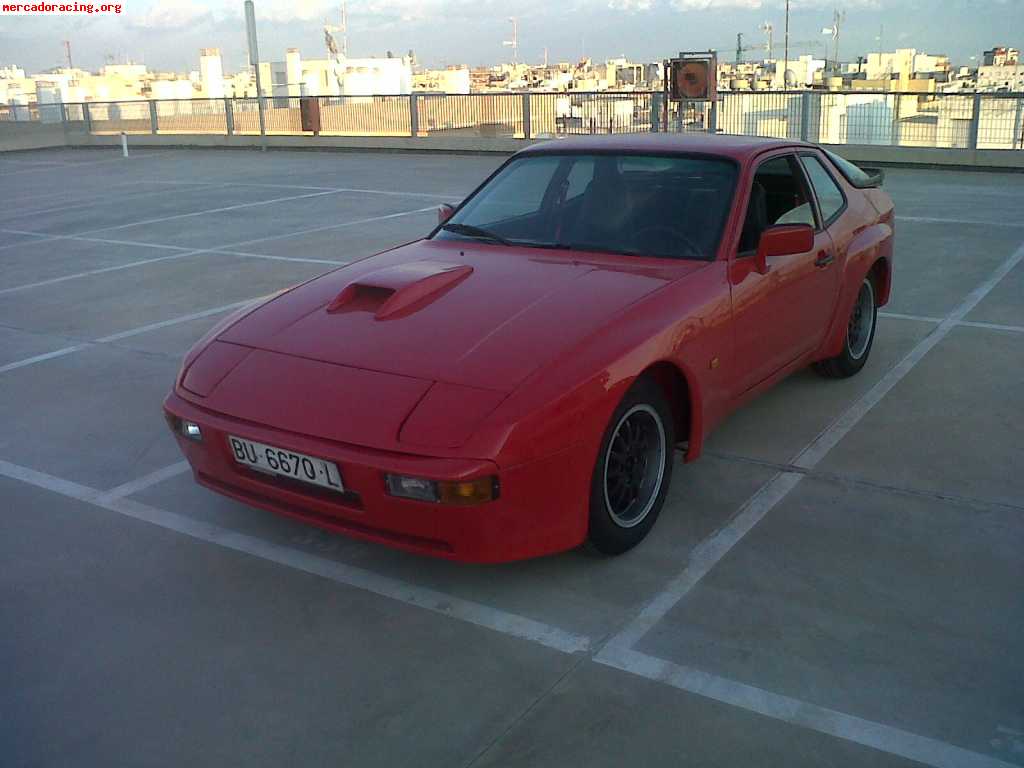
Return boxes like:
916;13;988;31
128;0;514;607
434;153;738;261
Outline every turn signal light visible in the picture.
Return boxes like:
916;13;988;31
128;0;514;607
384;474;498;505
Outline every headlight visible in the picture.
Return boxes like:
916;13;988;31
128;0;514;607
384;474;499;505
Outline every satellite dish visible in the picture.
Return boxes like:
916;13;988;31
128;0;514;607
784;68;797;87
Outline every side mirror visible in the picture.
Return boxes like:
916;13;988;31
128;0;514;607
755;224;814;275
437;203;456;225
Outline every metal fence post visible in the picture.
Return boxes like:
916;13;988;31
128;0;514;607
521;93;531;140
83;102;92;133
149;99;158;134
224;97;234;136
968;93;982;150
409;93;419;137
708;98;718;134
799;92;811;141
1015;95;1024;150
890;94;901;147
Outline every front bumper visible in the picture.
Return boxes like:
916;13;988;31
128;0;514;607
163;391;591;563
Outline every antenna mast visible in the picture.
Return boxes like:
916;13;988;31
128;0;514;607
760;22;773;61
63;40;73;69
503;17;518;66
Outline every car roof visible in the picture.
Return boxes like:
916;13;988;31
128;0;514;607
518;132;810;162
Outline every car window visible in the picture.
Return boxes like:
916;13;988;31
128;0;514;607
801;155;846;224
460;156;562;226
739;155;815;253
562;157;595;203
436;153;739;261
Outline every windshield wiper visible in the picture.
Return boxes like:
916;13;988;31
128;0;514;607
441;222;510;246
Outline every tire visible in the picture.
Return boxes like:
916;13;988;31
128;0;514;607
814;276;877;379
587;376;675;555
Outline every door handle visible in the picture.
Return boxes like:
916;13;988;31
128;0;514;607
814;250;835;268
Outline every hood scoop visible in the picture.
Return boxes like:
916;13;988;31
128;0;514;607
326;260;473;320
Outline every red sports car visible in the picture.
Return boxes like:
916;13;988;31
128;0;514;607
164;134;894;563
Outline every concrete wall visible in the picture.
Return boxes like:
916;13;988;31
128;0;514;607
828;143;1024;171
71;131;531;155
0;121;68;152
4;123;1023;170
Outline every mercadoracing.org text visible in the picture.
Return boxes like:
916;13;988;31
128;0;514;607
2;2;122;14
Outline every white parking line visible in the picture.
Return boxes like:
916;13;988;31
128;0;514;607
879;311;942;323
598;472;804;653
96;298;258;343
97;461;192;502
793;238;1024;470
212;205;437;251
0;204;431;293
598;646;1018;768
129;178;466;200
0;182;233;222
881;312;1024;334
0;250;203;296
0;298;259;374
598;237;1024;653
0;229;56;251
0;151;175;177
0;458;592;655
895;215;1024;228
960;319;1024;334
73;189;344;236
215;249;347;265
0;344;91;375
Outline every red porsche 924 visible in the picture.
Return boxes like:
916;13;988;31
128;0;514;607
164;134;894;563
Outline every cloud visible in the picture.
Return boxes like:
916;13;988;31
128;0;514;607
130;1;213;29
259;0;336;23
608;0;653;11
670;0;763;8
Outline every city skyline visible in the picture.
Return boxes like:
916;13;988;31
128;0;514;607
1;0;1021;75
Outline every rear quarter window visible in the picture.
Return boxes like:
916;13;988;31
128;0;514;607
823;150;876;188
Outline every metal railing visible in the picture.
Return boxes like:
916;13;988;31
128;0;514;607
3;90;1022;150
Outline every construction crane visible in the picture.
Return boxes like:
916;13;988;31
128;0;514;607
728;32;821;64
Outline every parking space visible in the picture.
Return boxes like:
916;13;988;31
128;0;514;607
638;476;1024;764
2;147;1022;768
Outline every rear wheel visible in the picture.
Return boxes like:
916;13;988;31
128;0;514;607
814;276;877;379
587;377;674;555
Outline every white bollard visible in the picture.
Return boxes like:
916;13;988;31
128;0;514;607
121;131;128;158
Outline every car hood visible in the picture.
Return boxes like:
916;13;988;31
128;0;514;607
216;239;693;392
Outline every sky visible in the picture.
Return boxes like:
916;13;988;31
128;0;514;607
0;0;1020;75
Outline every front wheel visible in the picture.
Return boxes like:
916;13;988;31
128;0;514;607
587;377;674;555
814;276;877;379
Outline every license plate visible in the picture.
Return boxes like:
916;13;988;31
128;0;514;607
228;436;344;493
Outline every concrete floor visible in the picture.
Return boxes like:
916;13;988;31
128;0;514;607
1;147;1022;768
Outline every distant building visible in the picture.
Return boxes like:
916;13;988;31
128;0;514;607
199;48;225;99
863;49;950;85
983;47;1019;67
414;67;471;94
977;62;1024;92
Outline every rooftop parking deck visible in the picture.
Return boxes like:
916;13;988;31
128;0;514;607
1;147;1022;768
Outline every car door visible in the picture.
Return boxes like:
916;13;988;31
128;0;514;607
729;152;840;393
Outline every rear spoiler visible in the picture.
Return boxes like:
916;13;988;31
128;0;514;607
859;167;885;188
